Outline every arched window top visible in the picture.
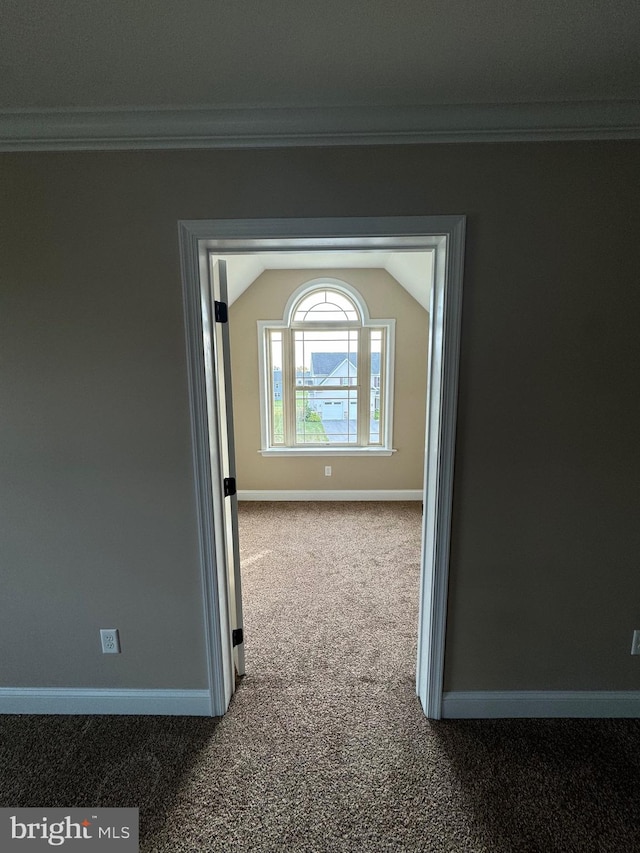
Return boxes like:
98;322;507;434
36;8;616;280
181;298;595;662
293;289;359;322
285;279;368;325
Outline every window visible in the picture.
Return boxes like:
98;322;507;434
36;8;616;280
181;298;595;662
258;279;395;455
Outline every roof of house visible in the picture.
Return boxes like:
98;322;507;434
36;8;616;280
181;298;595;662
310;352;380;376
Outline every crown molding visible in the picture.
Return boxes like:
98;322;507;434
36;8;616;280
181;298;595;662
0;101;638;151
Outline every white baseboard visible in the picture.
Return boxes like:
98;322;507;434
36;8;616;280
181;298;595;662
238;489;423;501
0;688;213;716
442;690;640;719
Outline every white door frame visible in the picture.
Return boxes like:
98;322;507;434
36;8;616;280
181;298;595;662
178;216;465;718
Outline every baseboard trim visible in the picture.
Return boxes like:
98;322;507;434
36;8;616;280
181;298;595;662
5;687;637;718
238;489;422;501
442;690;640;719
0;688;213;716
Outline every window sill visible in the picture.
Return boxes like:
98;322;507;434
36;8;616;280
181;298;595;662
259;447;396;457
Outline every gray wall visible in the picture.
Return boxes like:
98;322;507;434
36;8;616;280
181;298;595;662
1;143;638;693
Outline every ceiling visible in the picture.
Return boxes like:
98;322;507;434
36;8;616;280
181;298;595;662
1;0;639;147
218;251;434;309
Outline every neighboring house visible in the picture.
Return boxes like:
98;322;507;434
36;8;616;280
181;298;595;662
272;369;308;401
273;369;282;400
275;352;381;421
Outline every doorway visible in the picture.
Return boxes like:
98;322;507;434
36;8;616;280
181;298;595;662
177;216;466;718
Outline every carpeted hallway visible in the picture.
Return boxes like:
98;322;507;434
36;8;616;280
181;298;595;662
1;502;640;852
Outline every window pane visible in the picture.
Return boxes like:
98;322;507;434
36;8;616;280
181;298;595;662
295;390;328;444
269;332;284;445
295;329;358;387
370;329;383;444
296;389;358;444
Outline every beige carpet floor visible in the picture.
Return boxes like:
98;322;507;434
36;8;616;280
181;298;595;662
1;502;640;852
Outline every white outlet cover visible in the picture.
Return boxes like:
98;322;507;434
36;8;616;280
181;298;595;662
100;628;121;654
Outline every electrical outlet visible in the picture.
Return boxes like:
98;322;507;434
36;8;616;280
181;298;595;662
100;629;121;654
324;466;332;476
631;631;640;655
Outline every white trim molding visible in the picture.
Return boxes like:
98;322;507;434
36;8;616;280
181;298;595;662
1;101;639;151
415;217;465;720
238;489;423;501
442;691;640;719
178;221;232;717
179;216;466;723
0;688;213;716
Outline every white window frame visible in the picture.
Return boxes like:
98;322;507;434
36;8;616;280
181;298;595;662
257;278;395;456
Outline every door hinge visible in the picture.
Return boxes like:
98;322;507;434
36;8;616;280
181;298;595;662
223;477;236;497
214;300;228;323
232;628;244;647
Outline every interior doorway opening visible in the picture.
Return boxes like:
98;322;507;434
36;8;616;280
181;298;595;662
178;216;465;719
222;250;431;715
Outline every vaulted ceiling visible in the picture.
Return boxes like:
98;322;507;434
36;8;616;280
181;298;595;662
1;0;639;148
220;252;434;309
